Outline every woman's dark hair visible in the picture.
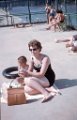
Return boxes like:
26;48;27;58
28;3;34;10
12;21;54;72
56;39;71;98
18;56;27;63
28;39;42;51
56;9;63;14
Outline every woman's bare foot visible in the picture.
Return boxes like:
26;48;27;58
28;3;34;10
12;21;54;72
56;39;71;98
46;87;62;95
41;92;56;103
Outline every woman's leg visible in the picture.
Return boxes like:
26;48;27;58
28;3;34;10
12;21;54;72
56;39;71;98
24;77;56;102
24;76;49;95
29;77;60;95
24;85;40;95
46;86;58;93
46;85;62;95
55;36;73;43
24;77;49;94
46;19;55;30
24;79;58;95
55;39;70;43
49;16;54;24
48;20;59;31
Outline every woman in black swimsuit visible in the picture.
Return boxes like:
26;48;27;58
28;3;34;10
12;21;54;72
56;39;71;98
24;40;57;102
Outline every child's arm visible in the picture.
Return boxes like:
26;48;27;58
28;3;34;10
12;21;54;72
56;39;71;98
18;67;24;77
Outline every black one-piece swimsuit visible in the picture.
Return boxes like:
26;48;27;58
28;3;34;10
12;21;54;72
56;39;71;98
33;64;55;87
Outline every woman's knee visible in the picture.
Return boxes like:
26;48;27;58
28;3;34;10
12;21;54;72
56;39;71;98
24;85;40;95
24;77;34;86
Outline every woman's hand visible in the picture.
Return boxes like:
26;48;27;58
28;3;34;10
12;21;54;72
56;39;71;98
18;71;29;77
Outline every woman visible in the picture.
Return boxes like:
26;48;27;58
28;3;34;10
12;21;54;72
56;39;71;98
45;4;51;24
49;6;56;24
24;40;57;102
47;10;65;31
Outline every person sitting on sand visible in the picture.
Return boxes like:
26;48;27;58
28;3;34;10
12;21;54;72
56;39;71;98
48;5;56;24
22;40;59;102
45;4;51;24
46;9;65;31
55;34;77;52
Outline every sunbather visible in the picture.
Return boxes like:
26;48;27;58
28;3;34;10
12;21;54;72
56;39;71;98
55;34;77;52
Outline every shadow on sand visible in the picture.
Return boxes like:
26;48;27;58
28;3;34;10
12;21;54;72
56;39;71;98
27;98;40;104
55;79;77;89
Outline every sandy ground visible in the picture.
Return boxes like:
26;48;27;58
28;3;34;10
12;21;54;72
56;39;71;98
0;24;77;120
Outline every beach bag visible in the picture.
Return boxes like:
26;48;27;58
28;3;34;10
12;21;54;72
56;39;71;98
7;87;26;106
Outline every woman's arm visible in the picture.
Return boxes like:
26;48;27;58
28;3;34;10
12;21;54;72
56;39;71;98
27;56;50;78
28;61;34;72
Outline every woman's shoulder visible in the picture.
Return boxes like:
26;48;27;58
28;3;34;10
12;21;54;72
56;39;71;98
41;54;50;63
43;54;49;58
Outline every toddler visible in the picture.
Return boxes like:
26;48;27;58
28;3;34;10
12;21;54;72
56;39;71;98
16;56;29;86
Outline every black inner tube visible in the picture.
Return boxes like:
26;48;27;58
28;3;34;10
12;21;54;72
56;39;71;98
2;66;19;79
